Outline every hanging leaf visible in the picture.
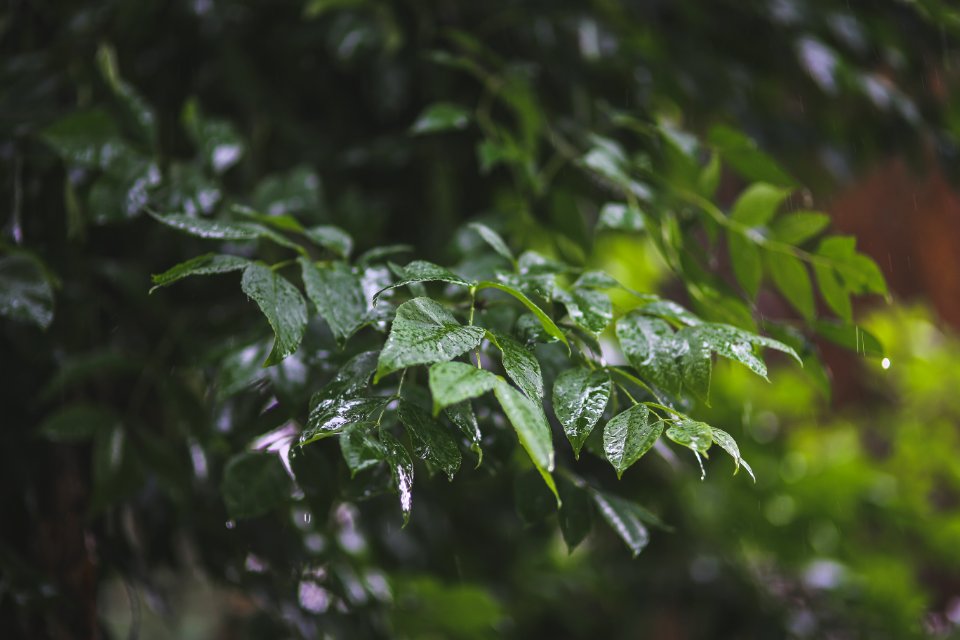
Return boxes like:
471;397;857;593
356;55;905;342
444;401;483;461
398;401;462;480
150;253;250;292
340;423;385;477
374;261;473;303
428;361;498;412
552;368;611;458
727;232;762;299
476;281;569;350
730;183;791;227
557;476;593;552
380;430;415;526
468;222;514;264
766;252;815;321
240;263;308;366
665;418;714;456
301;397;389;445
493;379;557;500
375;297;486;382
489;331;543;400
299;258;368;346
616;312;681;394
592;491;652;557
556;287;613;334
603;404;663;478
710;427;755;481
304;225;353;259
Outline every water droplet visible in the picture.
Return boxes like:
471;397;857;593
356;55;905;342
881;357;891;370
225;519;236;530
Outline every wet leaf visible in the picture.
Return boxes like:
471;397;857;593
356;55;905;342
557;476;593;551
767;252;815;321
304;225;353;258
428;361;498;412
666;418;713;456
556;287;613;334
494;379;557;499
181;98;245;174
552;368;611;458
151;212;262;240
375;297;485;381
299;258;367;346
710;427;755;481
398;401;462;480
241;263;308;365
468;222;514;264
0;254;55;329
616;312;681;394
444;401;483;460
340;423;385;477
380;430;414;526
221;451;291;519
374;261;472;303
150;253;249;292
592;491;652;557
489;331;543;400
302;397;388;445
603;404;662;478
477;281;569;350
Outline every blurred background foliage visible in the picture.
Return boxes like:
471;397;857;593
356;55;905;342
4;0;960;638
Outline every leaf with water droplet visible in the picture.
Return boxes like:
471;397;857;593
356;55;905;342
552;368;611;458
375;297;485;381
398;400;462;480
489;331;543;400
380;430;414;526
603;404;663;479
299;258;367;347
340;423;385;477
304;225;353;259
476;281;569;351
493;379;557;501
301;396;389;445
444;401;483;462
556;287;612;334
373;261;472;303
468;222;514;264
591;491;653;558
150;253;249;293
616;311;681;395
709;427;755;481
0;253;55;329
666;418;713;457
241;263;307;366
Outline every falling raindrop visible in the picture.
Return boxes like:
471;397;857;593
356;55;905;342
225;519;236;530
881;357;891;370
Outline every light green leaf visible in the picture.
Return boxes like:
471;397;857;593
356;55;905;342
428;361;498;412
374;261;472;303
494;380;556;497
616;312;681;394
731;183;791;227
708;125;797;187
814;320;885;358
398;401;462;480
410;103;471;135
375;297;485;381
150;253;249;292
468;222;514;264
240;263;307;365
771;211;831;245
221;451;291;519
698;151;721;198
591;491;652;557
710;427;755;481
380;430;414;526
767;252;815;321
814;262;852;322
0;254;55;329
489;331;543;400
603;404;663;478
299;258;367;346
666;418;714;456
476;280;569;351
552;368;611;458
818;236;888;296
728;231;762;299
304;225;353;258
596;203;645;233
574;270;620;290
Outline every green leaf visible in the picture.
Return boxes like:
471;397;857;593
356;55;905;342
708;125;796;187
410;103;471;135
710;427;755;481
304;225;353;259
767;252;815;321
591;491;651;557
181;98;244;174
616;312;681;394
38;404;118;443
730;183;791;227
299;258;367;346
727;232;762;299
574;270;620;290
150;253;249;292
494;379;557;499
398;401;462;480
552;368;611;458
771;211;831;245
252;165;321;217
374;261;473;303
221;451;291;519
638;298;702;327
556;476;593;551
603;404;663;478
428;361;498;412
151;212;262;239
814;320;885;358
302;397;389;445
596;203;645;233
468;222;514;263
445;401;483;462
556;287;613;334
489;331;543;400
96;44;157;147
0;254;55;329
240;263;308;366
814;261;852;322
375;298;486;381
40;108;122;169
357;244;413;267
698;151;722;198
677;322;801;384
476;280;569;351
380;430;414;526
309;350;379;409
340;423;385;477
666;419;714;457
818;236;888;296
